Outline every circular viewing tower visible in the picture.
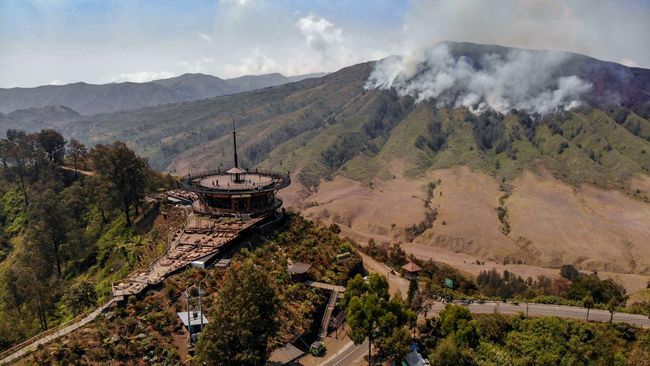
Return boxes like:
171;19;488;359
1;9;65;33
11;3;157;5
180;120;290;218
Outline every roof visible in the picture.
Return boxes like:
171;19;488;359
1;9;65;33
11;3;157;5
177;311;209;327
227;167;247;174
267;343;304;365
402;262;422;273
214;258;232;268
191;252;219;265
287;262;311;274
405;348;427;366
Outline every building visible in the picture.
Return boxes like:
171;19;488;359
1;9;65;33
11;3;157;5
401;261;422;281
287;262;311;280
177;311;209;335
267;343;304;365
180;120;290;218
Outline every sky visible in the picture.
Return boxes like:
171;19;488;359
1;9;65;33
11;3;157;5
0;0;649;88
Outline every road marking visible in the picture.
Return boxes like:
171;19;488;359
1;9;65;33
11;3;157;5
330;342;366;366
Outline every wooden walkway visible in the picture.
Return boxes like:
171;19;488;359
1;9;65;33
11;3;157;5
0;300;115;365
112;213;261;298
0;212;263;365
318;290;339;341
305;281;345;341
305;281;345;293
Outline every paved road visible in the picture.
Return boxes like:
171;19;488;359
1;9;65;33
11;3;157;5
321;340;368;366
430;301;650;327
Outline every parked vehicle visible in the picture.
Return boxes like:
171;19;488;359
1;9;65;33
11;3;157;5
309;341;326;357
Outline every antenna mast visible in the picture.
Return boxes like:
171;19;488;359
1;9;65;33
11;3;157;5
232;117;239;168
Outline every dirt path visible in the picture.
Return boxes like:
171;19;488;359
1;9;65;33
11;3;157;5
356;251;409;299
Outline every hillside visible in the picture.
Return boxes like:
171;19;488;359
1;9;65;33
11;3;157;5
0;106;81;133
6;42;650;283
0;72;325;115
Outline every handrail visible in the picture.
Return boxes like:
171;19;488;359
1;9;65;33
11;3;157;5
191;198;283;218
184;168;289;181
0;300;114;363
179;169;291;194
0;210;193;363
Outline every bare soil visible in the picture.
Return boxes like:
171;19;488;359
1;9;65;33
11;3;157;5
280;166;650;296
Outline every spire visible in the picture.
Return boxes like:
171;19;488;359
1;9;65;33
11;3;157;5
232;116;239;168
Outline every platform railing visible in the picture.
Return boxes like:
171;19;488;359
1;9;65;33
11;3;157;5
191;198;283;218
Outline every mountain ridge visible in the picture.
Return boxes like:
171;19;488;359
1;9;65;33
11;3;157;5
0;71;326;115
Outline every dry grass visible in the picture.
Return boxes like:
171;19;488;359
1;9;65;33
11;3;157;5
282;165;650;296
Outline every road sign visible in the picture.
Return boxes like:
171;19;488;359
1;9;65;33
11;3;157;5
445;278;454;288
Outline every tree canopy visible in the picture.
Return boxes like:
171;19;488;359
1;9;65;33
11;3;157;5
195;260;279;366
346;273;416;363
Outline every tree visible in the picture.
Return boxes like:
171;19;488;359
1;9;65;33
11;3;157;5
67;138;87;173
9;255;57;331
607;298;619;323
568;274;627;304
37;129;66;165
583;294;594;321
431;337;473;366
560;264;581;281
90;142;148;226
196;260;278;366
1;268;26;316
88;175;114;224
368;273;390;301
439;304;472;337
348;293;384;365
27;188;71;277
346;273;414;364
344;274;369;306
0;138;8;171
5;130;33;206
407;278;420;307
62;281;97;316
381;326;412;361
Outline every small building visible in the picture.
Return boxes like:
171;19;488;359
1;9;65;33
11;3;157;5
214;258;232;269
267;343;304;365
179;122;290;218
287;262;311;280
402;262;422;280
404;343;428;366
177;311;209;335
190;252;220;269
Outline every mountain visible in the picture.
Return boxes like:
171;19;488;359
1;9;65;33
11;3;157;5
0;105;81;133
6;42;650;286
0;72;325;115
441;42;650;114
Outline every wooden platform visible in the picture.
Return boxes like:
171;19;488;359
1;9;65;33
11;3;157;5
112;213;263;298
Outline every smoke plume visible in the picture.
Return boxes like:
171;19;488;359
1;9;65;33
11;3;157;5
365;44;592;115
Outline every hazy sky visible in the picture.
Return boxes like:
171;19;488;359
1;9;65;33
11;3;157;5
1;0;649;88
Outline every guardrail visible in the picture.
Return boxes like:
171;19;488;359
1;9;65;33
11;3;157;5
191;198;283;218
179;170;291;194
183;168;289;181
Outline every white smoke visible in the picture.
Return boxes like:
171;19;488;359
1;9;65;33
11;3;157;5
365;44;593;115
